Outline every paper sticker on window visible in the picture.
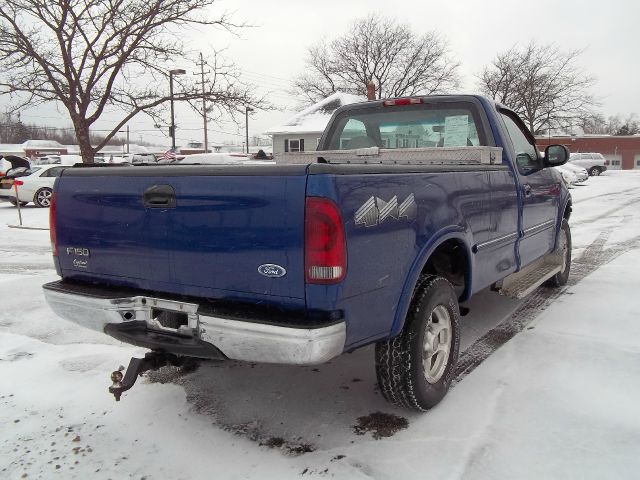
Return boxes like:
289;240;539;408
443;115;469;147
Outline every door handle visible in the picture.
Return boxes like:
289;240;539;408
144;184;176;208
523;184;532;197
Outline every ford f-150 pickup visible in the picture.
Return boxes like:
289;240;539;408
43;95;572;411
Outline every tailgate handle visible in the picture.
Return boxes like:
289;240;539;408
144;184;176;208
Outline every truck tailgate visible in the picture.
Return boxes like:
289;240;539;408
55;165;307;303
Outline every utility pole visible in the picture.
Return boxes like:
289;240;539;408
245;106;254;154
126;125;130;153
169;69;186;151
195;53;211;153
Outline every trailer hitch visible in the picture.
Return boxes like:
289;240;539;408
109;352;184;401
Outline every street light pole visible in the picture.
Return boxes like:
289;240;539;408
169;69;186;151
245;106;254;154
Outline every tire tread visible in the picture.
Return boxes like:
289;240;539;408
375;275;459;412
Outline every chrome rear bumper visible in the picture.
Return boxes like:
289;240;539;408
43;281;345;365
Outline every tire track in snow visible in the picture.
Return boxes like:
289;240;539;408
453;223;640;385
572;196;640;227
0;263;54;274
572;185;638;205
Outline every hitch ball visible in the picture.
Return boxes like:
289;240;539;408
111;370;123;384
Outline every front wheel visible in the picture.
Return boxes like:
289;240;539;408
34;188;53;208
589;166;601;176
545;219;571;287
375;275;460;411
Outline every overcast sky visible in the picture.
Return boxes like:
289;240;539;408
4;0;638;147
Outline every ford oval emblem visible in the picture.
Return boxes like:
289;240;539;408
258;264;287;278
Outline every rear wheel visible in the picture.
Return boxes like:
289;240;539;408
375;275;460;411
34;188;53;208
589;166;601;176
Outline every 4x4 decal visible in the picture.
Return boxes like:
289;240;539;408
355;194;417;227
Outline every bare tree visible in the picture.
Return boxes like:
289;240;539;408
0;0;264;162
577;112;608;135
478;42;598;135
293;14;460;103
577;112;638;135
614;113;639;135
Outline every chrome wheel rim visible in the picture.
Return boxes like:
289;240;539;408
423;305;452;384
37;189;51;207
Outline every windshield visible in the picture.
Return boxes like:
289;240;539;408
323;101;487;150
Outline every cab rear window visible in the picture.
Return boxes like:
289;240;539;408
323;102;488;150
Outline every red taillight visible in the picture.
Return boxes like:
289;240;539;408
305;197;346;284
604;159;609;165
13;180;24;186
383;97;424;106
49;192;58;256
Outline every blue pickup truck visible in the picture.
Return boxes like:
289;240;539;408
43;95;572;411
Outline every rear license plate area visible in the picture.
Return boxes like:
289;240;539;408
151;308;189;330
137;297;199;336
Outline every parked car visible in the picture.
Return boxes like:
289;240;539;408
43;95;572;411
569;152;608;176
558;162;589;183
178;152;273;165
554;165;579;188
7;164;67;207
0;156;36;206
0;167;43;205
33;155;62;165
0;155;30;176
59;154;84;165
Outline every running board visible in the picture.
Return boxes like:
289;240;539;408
497;257;562;299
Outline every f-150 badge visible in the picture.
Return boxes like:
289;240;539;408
355;194;417;227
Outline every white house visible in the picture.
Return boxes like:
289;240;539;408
265;92;365;156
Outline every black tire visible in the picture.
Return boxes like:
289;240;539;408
34;187;53;208
589;166;601;176
545;219;571;287
9;199;28;207
375;275;460;411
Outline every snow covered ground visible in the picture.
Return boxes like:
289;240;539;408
1;171;640;479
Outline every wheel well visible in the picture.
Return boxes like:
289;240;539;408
420;239;468;300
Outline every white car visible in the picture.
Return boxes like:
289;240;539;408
559;162;589;183
554;165;579;188
569;152;608;176
6;164;68;207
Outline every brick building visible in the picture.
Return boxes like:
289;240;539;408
536;135;640;170
0;140;68;159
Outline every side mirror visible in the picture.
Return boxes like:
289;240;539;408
544;144;569;167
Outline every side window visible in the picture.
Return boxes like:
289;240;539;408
500;112;540;174
338;119;368;149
